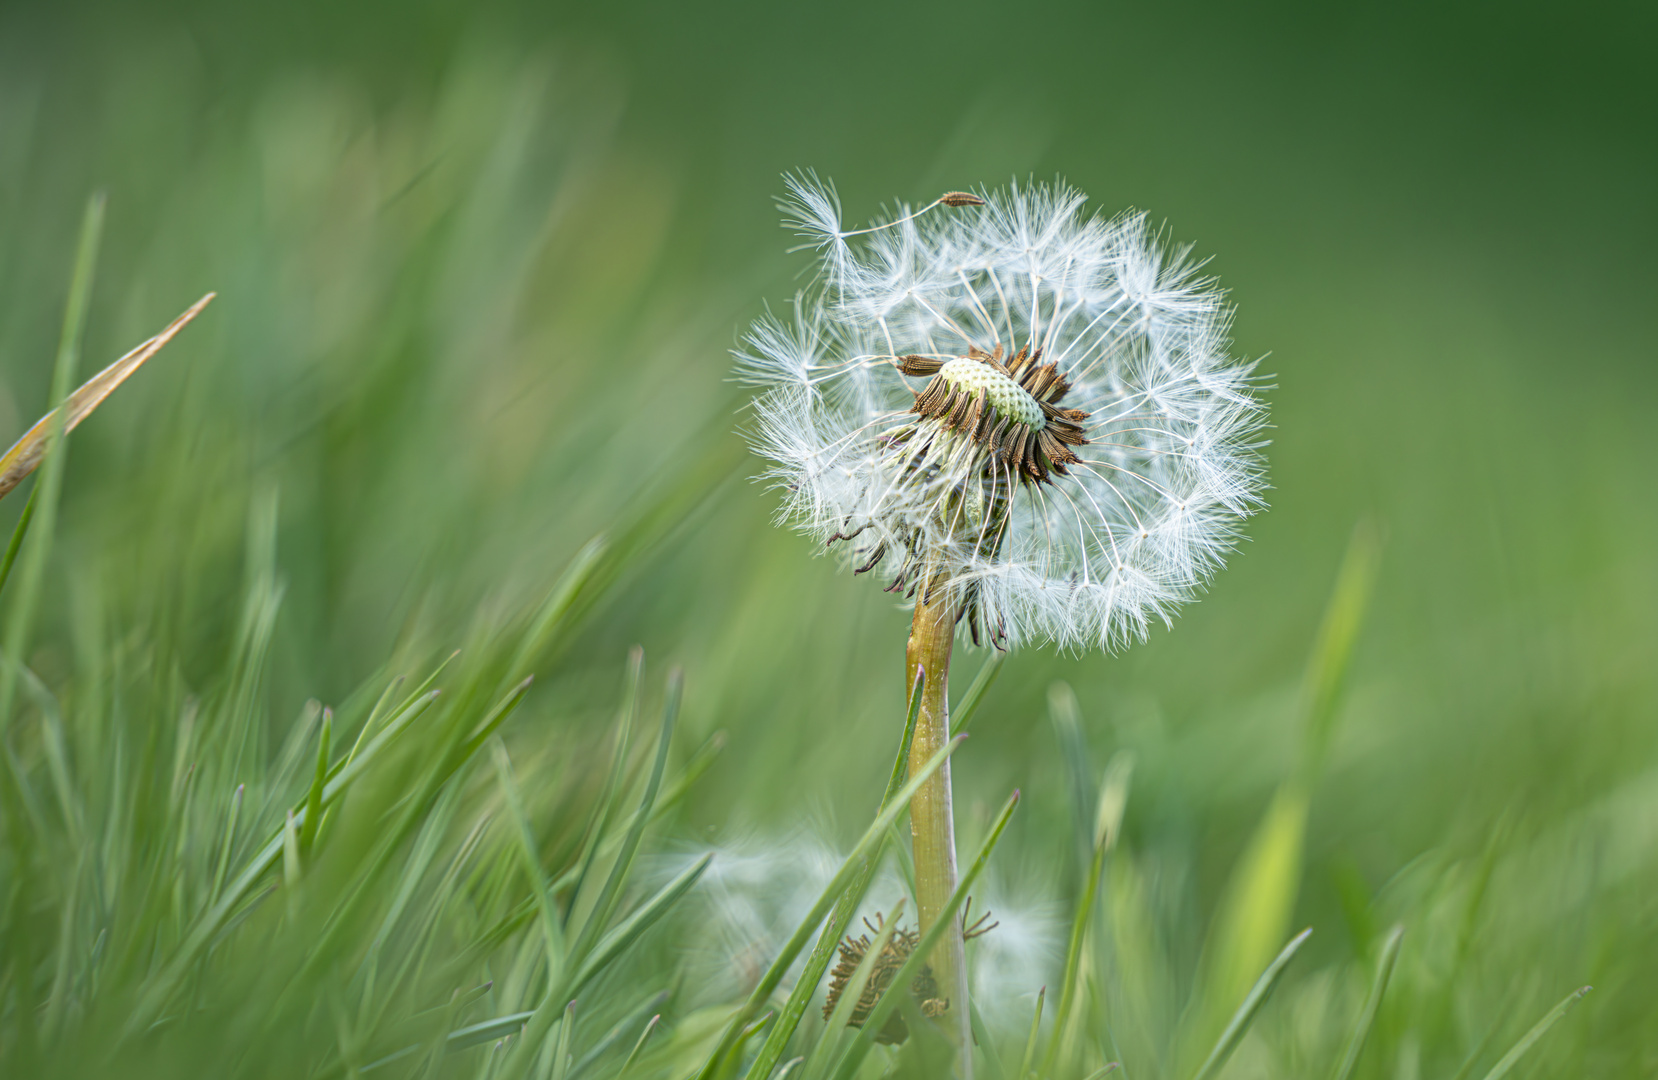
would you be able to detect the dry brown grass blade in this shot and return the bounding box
[0,292,215,499]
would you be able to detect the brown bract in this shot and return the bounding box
[896,344,1090,484]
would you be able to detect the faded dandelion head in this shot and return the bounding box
[737,174,1268,652]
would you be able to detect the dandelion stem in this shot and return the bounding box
[905,571,972,1075]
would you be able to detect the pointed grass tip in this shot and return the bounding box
[0,292,216,500]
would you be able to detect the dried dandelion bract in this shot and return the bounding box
[738,175,1267,651]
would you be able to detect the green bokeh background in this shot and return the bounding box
[1,0,1654,1070]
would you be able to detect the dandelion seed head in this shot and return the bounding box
[738,174,1268,653]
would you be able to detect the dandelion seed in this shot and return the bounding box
[737,177,1267,653]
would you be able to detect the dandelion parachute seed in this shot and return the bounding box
[738,175,1267,652]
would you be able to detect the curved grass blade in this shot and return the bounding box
[0,487,37,602]
[493,737,567,980]
[747,667,927,1080]
[1042,752,1133,1078]
[0,291,214,499]
[566,647,646,927]
[951,651,1004,735]
[615,1014,661,1080]
[1190,928,1313,1080]
[694,729,966,1080]
[831,789,1021,1080]
[568,990,670,1080]
[499,683,688,1080]
[1019,988,1046,1080]
[1476,986,1591,1080]
[569,852,712,995]
[1329,925,1403,1080]
[569,668,680,969]
[0,193,103,757]
[126,688,443,1034]
[298,708,332,858]
[549,1000,577,1080]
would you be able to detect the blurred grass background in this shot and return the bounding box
[0,0,1654,1075]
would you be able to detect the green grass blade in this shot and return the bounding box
[209,783,245,908]
[1190,928,1313,1080]
[614,1014,661,1080]
[0,192,103,744]
[508,536,608,682]
[567,990,670,1079]
[565,646,645,928]
[549,1001,577,1080]
[570,853,712,995]
[126,689,442,1035]
[1042,753,1133,1078]
[694,730,967,1080]
[1194,526,1378,1055]
[492,737,568,981]
[1048,682,1096,881]
[951,651,1004,735]
[1018,987,1046,1080]
[831,788,1022,1080]
[299,708,332,858]
[1476,986,1591,1080]
[569,668,680,970]
[499,676,684,1080]
[744,668,927,1080]
[282,809,302,890]
[969,995,1009,1080]
[443,1011,538,1053]
[1329,925,1403,1080]
[0,486,38,601]
[1299,521,1382,774]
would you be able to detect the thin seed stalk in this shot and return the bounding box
[906,571,973,1071]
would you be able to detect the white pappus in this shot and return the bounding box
[737,174,1268,653]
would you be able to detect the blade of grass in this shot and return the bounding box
[830,788,1021,1080]
[548,1001,577,1080]
[0,192,103,746]
[1193,525,1379,1057]
[498,677,686,1080]
[745,667,927,1080]
[565,647,645,927]
[1042,753,1133,1078]
[1329,925,1403,1080]
[1048,682,1096,884]
[614,1015,661,1080]
[0,487,37,601]
[299,708,332,859]
[695,730,967,1080]
[492,737,568,985]
[1476,986,1591,1080]
[0,291,215,500]
[569,852,712,995]
[568,990,670,1080]
[951,651,1004,735]
[127,688,443,1034]
[568,668,680,969]
[209,784,245,908]
[1189,928,1313,1080]
[1018,988,1046,1080]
